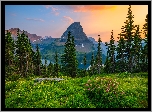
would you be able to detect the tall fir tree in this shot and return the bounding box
[116,33,127,72]
[90,52,95,75]
[15,29,33,76]
[104,30,116,73]
[54,51,59,77]
[5,30,15,77]
[95,35,102,74]
[141,14,148,72]
[47,61,54,76]
[119,5,135,72]
[61,31,78,77]
[35,44,42,76]
[131,25,142,72]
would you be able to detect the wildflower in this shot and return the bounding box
[85,84,89,86]
[106,87,110,92]
[88,88,90,90]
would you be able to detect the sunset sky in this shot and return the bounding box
[5,5,148,42]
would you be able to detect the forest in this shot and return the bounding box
[5,5,148,108]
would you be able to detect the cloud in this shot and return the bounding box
[26,18,44,22]
[44,5,59,16]
[61,5,116,12]
[63,16,74,24]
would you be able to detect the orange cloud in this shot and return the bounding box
[62,5,116,12]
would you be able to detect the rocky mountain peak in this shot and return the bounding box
[60,22,91,43]
[58,22,94,52]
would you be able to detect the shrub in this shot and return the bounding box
[84,77,125,108]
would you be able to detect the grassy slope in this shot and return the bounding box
[5,72,148,108]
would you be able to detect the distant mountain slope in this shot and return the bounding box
[5,28,42,42]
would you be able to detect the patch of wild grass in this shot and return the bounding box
[5,73,148,108]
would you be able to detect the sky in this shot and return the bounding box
[5,5,148,42]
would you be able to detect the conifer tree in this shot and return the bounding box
[120,5,135,73]
[61,31,78,77]
[141,14,148,72]
[131,25,142,72]
[35,44,41,76]
[15,29,33,76]
[116,33,126,72]
[47,61,54,76]
[5,30,15,76]
[90,52,95,75]
[104,30,116,73]
[54,51,59,77]
[95,35,102,74]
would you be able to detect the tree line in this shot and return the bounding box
[5,5,148,80]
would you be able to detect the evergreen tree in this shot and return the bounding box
[131,25,142,72]
[47,61,54,77]
[90,52,95,75]
[95,35,102,74]
[141,14,148,72]
[35,44,41,76]
[104,30,116,73]
[15,29,33,76]
[120,5,135,72]
[61,31,78,77]
[116,33,126,72]
[54,51,59,77]
[41,57,48,77]
[5,30,15,77]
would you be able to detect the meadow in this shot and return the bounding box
[5,72,148,108]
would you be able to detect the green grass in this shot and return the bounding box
[5,72,148,108]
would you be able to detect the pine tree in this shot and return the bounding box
[5,30,15,77]
[116,33,126,72]
[120,5,135,73]
[15,29,33,76]
[48,61,54,76]
[131,25,142,72]
[104,30,116,73]
[54,51,59,77]
[61,31,78,77]
[141,14,148,72]
[95,35,102,74]
[25,35,35,76]
[35,44,41,76]
[90,52,95,75]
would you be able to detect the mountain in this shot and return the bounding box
[59,22,94,53]
[6,25,107,67]
[5,28,42,42]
